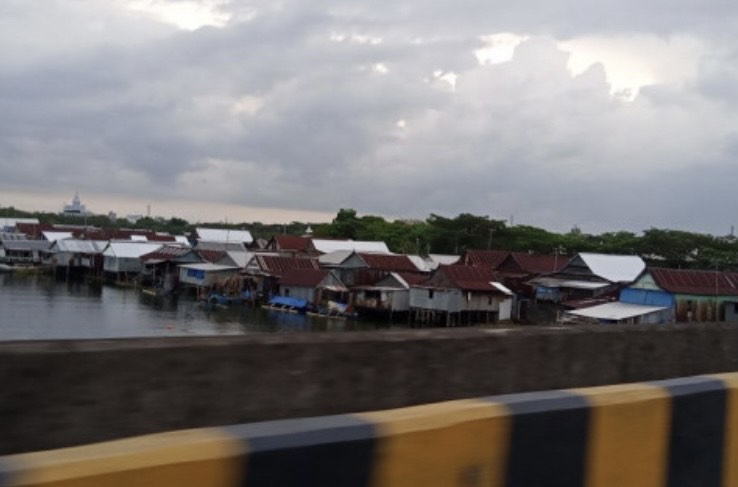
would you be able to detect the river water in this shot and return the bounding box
[0,274,379,340]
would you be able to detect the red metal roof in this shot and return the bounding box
[274,235,310,252]
[256,255,319,274]
[278,269,330,287]
[463,250,510,268]
[396,272,429,286]
[649,267,738,296]
[198,250,228,263]
[436,265,504,292]
[509,253,569,274]
[358,253,419,272]
[141,246,195,262]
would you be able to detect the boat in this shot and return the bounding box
[263,296,310,314]
[306,300,357,320]
[0,264,14,273]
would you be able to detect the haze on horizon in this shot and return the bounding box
[2,0,737,234]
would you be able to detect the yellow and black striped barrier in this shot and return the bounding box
[1,372,737,486]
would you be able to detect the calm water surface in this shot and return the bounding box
[0,274,378,340]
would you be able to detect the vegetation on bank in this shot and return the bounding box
[2,206,737,270]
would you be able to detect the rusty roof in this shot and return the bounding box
[358,253,419,272]
[649,267,738,296]
[396,272,429,286]
[278,269,331,287]
[509,252,570,274]
[463,250,510,268]
[198,249,228,263]
[141,245,195,262]
[435,265,504,292]
[256,255,319,274]
[273,235,311,252]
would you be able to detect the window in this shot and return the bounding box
[284,288,290,297]
[428,289,434,299]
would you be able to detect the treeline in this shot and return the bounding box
[312,209,738,270]
[4,205,738,270]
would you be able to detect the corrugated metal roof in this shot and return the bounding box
[103,242,163,259]
[274,235,310,252]
[196,228,253,244]
[221,251,252,268]
[509,253,569,274]
[435,265,506,292]
[649,267,738,296]
[256,255,320,274]
[426,254,460,270]
[195,241,247,252]
[532,277,610,290]
[179,263,238,272]
[318,250,354,266]
[463,250,510,268]
[0,240,52,251]
[407,255,433,273]
[278,269,332,287]
[140,245,195,262]
[311,239,390,254]
[358,253,419,272]
[175,236,191,246]
[578,253,645,283]
[491,282,514,295]
[567,302,668,320]
[42,231,74,242]
[54,240,107,253]
[0,218,39,228]
[198,250,228,263]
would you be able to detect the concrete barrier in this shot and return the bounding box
[4,324,738,455]
[2,372,738,487]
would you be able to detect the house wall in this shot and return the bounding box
[179,268,239,287]
[673,294,733,322]
[103,256,120,273]
[499,298,512,321]
[629,272,661,290]
[282,286,314,302]
[410,288,461,313]
[725,302,738,323]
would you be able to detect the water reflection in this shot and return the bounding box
[0,274,378,340]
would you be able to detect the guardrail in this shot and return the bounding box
[1,373,736,486]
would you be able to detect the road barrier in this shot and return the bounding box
[2,373,737,486]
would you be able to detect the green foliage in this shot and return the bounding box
[6,203,738,270]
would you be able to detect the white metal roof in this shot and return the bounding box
[311,239,390,254]
[578,253,646,283]
[222,251,252,268]
[174,236,191,246]
[532,277,610,290]
[566,302,668,320]
[54,240,107,253]
[103,242,163,259]
[196,227,253,244]
[42,231,74,242]
[178,263,239,272]
[491,282,514,296]
[0,218,39,228]
[318,249,354,266]
[407,255,433,273]
[428,254,461,265]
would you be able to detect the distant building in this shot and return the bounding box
[62,191,92,217]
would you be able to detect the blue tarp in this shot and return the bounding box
[268,296,309,309]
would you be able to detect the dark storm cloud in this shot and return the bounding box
[2,0,738,232]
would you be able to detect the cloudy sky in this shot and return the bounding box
[2,0,737,233]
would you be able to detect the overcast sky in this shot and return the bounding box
[2,0,738,233]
